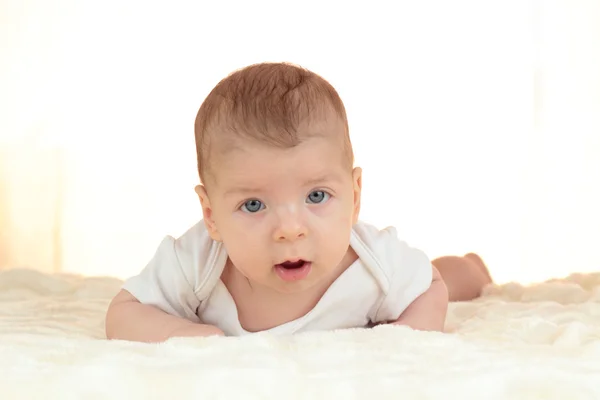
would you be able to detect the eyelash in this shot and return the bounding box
[306,190,331,204]
[238,190,332,213]
[240,199,265,213]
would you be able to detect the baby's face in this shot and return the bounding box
[197,129,361,294]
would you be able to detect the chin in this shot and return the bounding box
[271,279,320,295]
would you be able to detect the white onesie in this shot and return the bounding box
[122,220,433,336]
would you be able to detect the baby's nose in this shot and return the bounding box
[273,210,307,242]
[275,226,306,242]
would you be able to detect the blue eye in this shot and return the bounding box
[241,199,264,213]
[306,190,330,204]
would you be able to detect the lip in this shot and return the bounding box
[275,257,305,265]
[274,261,312,282]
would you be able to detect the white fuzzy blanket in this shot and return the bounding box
[1,269,600,399]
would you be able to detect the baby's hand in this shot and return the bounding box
[169,323,225,339]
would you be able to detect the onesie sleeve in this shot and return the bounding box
[121,235,202,323]
[357,225,433,324]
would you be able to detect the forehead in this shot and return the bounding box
[204,113,351,187]
[209,135,349,191]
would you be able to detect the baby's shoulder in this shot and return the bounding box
[172,220,216,259]
[164,220,227,298]
[351,220,402,256]
[351,220,431,279]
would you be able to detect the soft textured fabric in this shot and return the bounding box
[121,220,433,335]
[1,268,600,399]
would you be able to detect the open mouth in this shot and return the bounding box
[277,260,307,269]
[274,259,312,281]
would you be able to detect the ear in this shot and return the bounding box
[194,185,222,241]
[351,167,362,224]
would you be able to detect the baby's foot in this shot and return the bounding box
[463,252,493,284]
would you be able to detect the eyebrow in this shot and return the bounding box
[223,186,261,198]
[303,173,343,187]
[223,173,343,198]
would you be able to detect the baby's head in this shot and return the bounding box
[193,62,362,293]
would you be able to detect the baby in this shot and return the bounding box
[105,62,492,341]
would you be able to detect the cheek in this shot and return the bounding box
[213,207,258,236]
[315,196,355,225]
[218,216,268,260]
[311,201,354,246]
[221,236,262,275]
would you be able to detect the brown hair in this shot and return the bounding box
[194,62,353,183]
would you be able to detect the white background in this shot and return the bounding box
[1,0,599,284]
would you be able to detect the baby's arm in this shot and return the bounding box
[105,289,224,342]
[390,265,448,332]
